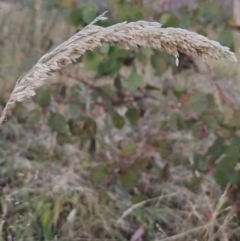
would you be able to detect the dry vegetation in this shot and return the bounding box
[0,3,240,241]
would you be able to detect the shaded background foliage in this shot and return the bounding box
[0,0,240,240]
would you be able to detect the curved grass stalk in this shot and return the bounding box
[0,12,237,125]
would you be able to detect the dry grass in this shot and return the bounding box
[1,123,239,240]
[0,12,237,126]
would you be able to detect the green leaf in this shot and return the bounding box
[98,55,122,76]
[112,112,125,129]
[66,8,82,27]
[214,170,229,186]
[138,48,153,64]
[191,123,201,139]
[231,136,240,146]
[197,1,221,25]
[82,3,98,24]
[28,110,41,124]
[151,51,170,73]
[99,85,119,102]
[57,133,72,144]
[178,6,192,29]
[36,89,51,107]
[193,153,208,172]
[70,84,82,104]
[204,137,225,163]
[169,113,185,131]
[126,71,144,91]
[131,194,145,204]
[171,153,187,165]
[91,165,108,184]
[218,29,234,51]
[160,12,179,28]
[68,104,80,120]
[152,139,173,159]
[108,46,121,56]
[126,107,140,126]
[114,2,143,22]
[202,112,223,131]
[228,111,240,128]
[120,142,138,157]
[228,171,240,185]
[187,93,215,115]
[48,113,67,134]
[85,51,104,70]
[217,146,239,171]
[187,175,203,189]
[120,172,139,189]
[173,88,187,99]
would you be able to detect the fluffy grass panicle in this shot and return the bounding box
[0,12,237,125]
